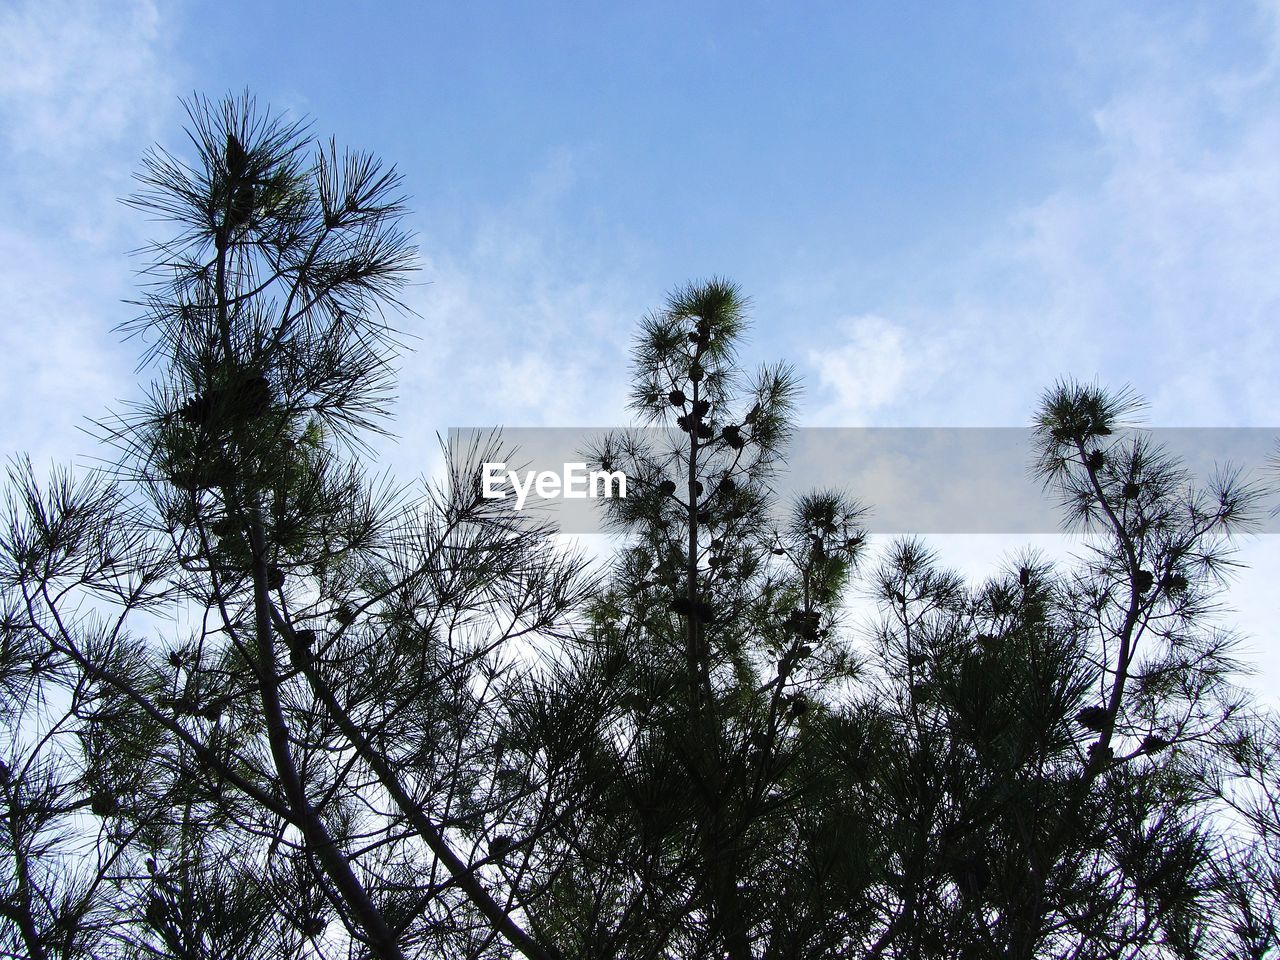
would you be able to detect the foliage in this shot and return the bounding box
[1,93,588,960]
[1,94,1277,960]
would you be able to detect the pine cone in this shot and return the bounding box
[1075,706,1107,731]
[225,132,249,179]
[227,182,255,230]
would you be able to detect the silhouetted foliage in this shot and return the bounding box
[497,318,1280,959]
[1,93,588,960]
[2,94,1278,960]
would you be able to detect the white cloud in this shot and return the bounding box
[380,150,650,470]
[976,2,1280,425]
[0,0,180,467]
[789,4,1280,692]
[808,314,948,425]
[0,0,166,159]
[982,3,1280,652]
[797,3,1280,429]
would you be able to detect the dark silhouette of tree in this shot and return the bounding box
[2,94,1278,960]
[1,93,588,960]
[503,300,1278,959]
[491,280,874,958]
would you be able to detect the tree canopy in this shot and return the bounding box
[2,92,1277,960]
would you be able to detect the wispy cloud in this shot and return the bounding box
[807,2,1280,428]
[381,150,653,475]
[795,3,1280,689]
[0,0,167,161]
[807,314,945,425]
[1001,3,1280,423]
[0,0,179,467]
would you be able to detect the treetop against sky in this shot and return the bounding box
[2,6,1280,958]
[0,1,1277,676]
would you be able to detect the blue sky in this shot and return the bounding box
[1,0,1278,687]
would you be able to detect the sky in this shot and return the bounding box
[1,0,1278,692]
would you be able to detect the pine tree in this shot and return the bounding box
[846,382,1275,960]
[503,280,878,957]
[503,306,1279,960]
[1,93,587,960]
[3,92,1278,960]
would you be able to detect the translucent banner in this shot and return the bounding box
[447,427,1280,534]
